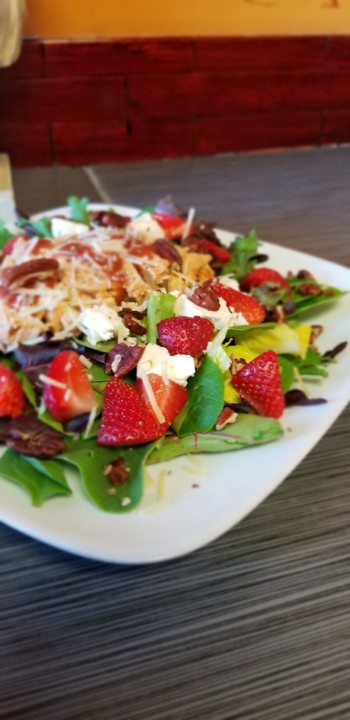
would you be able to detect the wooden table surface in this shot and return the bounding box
[1,147,350,720]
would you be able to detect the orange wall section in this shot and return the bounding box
[24,0,350,38]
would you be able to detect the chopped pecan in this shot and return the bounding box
[272,305,287,323]
[104,458,129,486]
[216,407,237,430]
[2,413,66,458]
[1,258,60,289]
[310,324,324,345]
[118,311,146,336]
[189,282,220,311]
[297,269,315,280]
[153,239,182,267]
[90,210,129,228]
[105,342,145,377]
[298,283,323,296]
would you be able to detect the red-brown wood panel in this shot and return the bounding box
[44,39,194,77]
[0,124,52,167]
[195,37,329,74]
[53,122,128,164]
[197,111,322,154]
[326,37,350,70]
[0,41,44,79]
[129,118,195,159]
[53,118,195,164]
[325,71,350,107]
[323,109,350,144]
[0,78,126,123]
[128,73,265,119]
[264,72,327,111]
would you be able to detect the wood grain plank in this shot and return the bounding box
[44,39,194,77]
[264,72,327,111]
[0,40,44,79]
[197,111,322,154]
[195,37,329,73]
[53,122,129,165]
[0,78,126,124]
[128,73,265,119]
[0,123,52,167]
[323,109,350,144]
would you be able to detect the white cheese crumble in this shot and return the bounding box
[126,213,165,244]
[174,294,248,329]
[218,275,240,291]
[51,218,88,238]
[136,343,195,387]
[76,304,130,346]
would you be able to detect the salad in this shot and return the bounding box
[0,197,346,513]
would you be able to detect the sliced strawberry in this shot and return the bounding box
[151,212,189,240]
[231,350,285,418]
[135,373,187,426]
[185,238,231,264]
[240,267,291,294]
[212,282,266,324]
[157,316,215,357]
[43,350,97,422]
[0,364,25,418]
[97,377,165,446]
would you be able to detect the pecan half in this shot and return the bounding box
[1,258,60,289]
[90,210,129,228]
[189,282,220,311]
[297,269,315,280]
[153,239,182,267]
[104,458,129,486]
[297,283,322,296]
[118,311,146,336]
[216,407,237,430]
[2,413,66,458]
[105,342,145,377]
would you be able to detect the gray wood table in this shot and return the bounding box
[1,147,350,720]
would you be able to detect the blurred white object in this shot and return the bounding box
[0,154,16,225]
[0,0,27,67]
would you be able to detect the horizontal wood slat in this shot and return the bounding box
[1,37,350,166]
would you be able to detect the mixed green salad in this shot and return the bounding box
[0,197,346,512]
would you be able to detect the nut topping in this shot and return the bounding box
[1,258,60,289]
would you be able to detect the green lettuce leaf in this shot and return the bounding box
[175,355,224,437]
[148,414,283,463]
[0,450,71,506]
[0,220,15,250]
[59,438,155,512]
[221,230,259,279]
[67,196,90,225]
[147,291,176,343]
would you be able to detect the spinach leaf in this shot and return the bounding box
[59,438,155,512]
[0,220,15,250]
[67,196,90,225]
[0,450,71,506]
[287,278,345,318]
[17,216,53,238]
[222,230,259,280]
[176,355,224,437]
[147,292,176,343]
[148,414,283,464]
[278,356,295,392]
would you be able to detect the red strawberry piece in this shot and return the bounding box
[0,364,25,419]
[231,350,285,418]
[157,316,215,357]
[135,373,187,427]
[151,212,189,240]
[43,350,97,422]
[212,282,266,324]
[97,377,165,446]
[240,267,291,294]
[185,238,231,264]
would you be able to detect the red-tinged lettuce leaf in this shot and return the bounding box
[148,414,283,464]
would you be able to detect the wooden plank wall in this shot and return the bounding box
[1,37,350,167]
